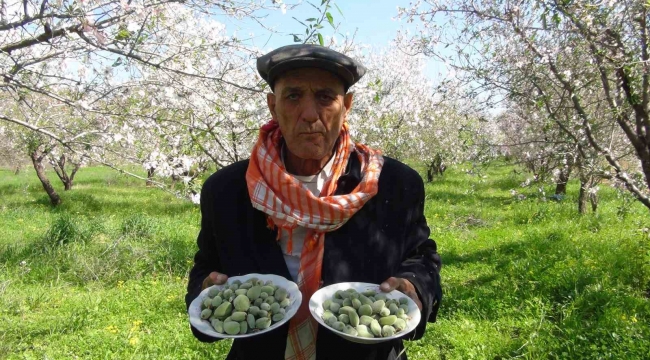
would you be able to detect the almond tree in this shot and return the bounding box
[0,0,289,203]
[349,45,493,178]
[399,0,650,211]
[0,91,99,203]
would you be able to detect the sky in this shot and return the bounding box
[216,0,449,80]
[220,0,416,48]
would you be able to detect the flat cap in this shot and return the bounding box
[257,44,366,91]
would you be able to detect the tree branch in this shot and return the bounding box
[75,31,264,93]
[1,23,80,54]
[0,12,79,31]
[0,114,64,142]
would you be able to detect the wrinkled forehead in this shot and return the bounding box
[273,68,346,94]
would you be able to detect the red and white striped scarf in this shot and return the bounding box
[246,119,383,360]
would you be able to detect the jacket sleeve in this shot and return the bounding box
[185,175,223,343]
[393,173,442,341]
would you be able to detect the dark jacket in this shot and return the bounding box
[185,153,442,360]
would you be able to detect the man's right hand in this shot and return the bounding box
[202,271,228,290]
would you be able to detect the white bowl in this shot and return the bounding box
[309,282,421,344]
[188,273,302,339]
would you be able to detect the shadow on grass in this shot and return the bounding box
[438,227,648,326]
[73,173,147,187]
[0,211,197,287]
[485,174,525,191]
[6,188,195,218]
[0,234,191,287]
[426,190,513,209]
[0,183,27,196]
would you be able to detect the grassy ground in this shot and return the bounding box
[1,163,649,359]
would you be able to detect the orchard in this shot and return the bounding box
[1,0,649,359]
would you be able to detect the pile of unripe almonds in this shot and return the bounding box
[321,288,410,338]
[200,278,291,335]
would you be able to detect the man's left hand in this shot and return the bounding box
[380,277,423,311]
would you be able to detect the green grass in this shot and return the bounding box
[1,163,649,359]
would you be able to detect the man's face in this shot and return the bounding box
[267,68,353,161]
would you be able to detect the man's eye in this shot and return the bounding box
[287,94,300,100]
[319,94,333,102]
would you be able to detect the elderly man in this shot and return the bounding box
[185,44,442,360]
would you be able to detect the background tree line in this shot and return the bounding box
[4,0,649,217]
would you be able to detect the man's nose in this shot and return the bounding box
[300,96,319,123]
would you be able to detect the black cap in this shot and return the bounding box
[257,44,366,92]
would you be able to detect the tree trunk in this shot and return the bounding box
[434,154,446,175]
[65,162,80,190]
[146,167,155,186]
[578,172,599,214]
[50,154,80,191]
[30,149,61,206]
[555,166,571,195]
[590,191,598,212]
[426,162,434,182]
[425,154,446,183]
[578,179,588,214]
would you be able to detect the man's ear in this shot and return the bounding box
[267,93,277,120]
[343,92,354,119]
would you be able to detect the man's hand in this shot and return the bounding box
[380,277,423,311]
[202,271,228,290]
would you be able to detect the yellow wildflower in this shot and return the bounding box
[105,325,119,334]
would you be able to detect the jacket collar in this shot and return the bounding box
[334,150,362,195]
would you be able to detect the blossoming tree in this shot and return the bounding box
[398,0,650,211]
